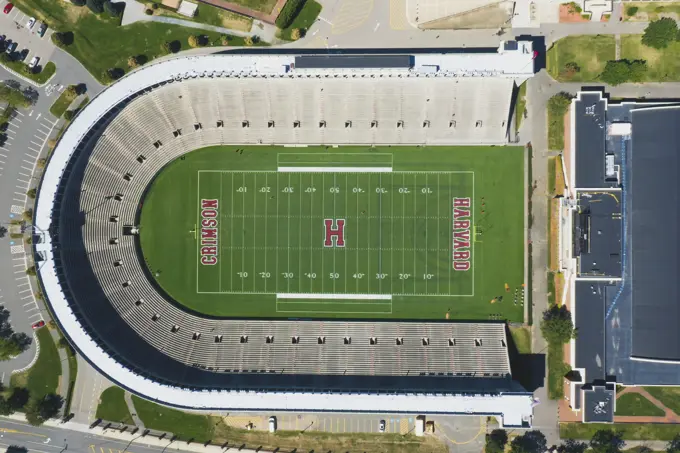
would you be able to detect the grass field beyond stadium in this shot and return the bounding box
[139,146,525,321]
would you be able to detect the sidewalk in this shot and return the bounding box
[123,391,145,428]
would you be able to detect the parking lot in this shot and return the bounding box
[0,0,55,69]
[222,413,417,435]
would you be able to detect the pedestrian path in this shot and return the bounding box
[123,391,144,428]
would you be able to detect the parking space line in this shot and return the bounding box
[14,110,24,116]
[28,313,41,320]
[29,140,41,147]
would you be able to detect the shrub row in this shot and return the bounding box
[275,0,305,29]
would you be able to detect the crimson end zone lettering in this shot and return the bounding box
[452,198,471,271]
[200,199,218,265]
[324,219,345,247]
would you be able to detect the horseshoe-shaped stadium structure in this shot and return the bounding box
[34,48,536,428]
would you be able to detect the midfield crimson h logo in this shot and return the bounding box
[324,219,345,247]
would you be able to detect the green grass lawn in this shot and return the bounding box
[644,387,680,415]
[10,328,61,400]
[278,0,322,40]
[63,343,77,415]
[548,342,567,399]
[620,34,680,82]
[561,422,680,440]
[228,0,278,14]
[96,387,134,424]
[0,60,56,84]
[49,90,77,118]
[548,105,567,150]
[515,82,527,133]
[132,395,213,441]
[8,0,264,83]
[139,146,525,321]
[509,326,531,354]
[546,35,616,82]
[615,392,665,417]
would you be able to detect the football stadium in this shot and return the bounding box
[33,47,536,427]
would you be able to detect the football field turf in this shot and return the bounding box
[139,146,526,321]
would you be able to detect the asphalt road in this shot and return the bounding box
[0,418,205,453]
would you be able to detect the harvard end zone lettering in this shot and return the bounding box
[324,219,345,247]
[200,199,218,266]
[452,198,471,271]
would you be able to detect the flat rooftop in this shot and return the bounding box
[630,106,680,362]
[574,281,609,382]
[583,384,615,423]
[575,191,622,278]
[574,93,608,188]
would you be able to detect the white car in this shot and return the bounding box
[26,17,36,29]
[268,416,277,433]
[28,56,39,69]
[379,419,386,433]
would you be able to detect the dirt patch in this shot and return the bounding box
[219,10,252,30]
[162,0,180,8]
[554,156,565,197]
[559,4,590,22]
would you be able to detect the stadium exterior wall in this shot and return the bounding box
[33,53,535,428]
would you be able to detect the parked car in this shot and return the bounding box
[268,416,277,433]
[3,3,13,14]
[18,48,28,61]
[26,17,36,29]
[5,40,16,55]
[37,22,47,37]
[0,35,5,45]
[28,56,39,69]
[379,419,386,433]
[31,320,45,329]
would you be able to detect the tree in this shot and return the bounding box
[86,0,104,14]
[561,61,580,79]
[0,226,6,239]
[590,430,625,453]
[626,6,638,16]
[63,110,74,121]
[103,0,122,16]
[486,429,508,453]
[23,208,33,223]
[510,430,547,453]
[220,35,230,46]
[161,41,171,54]
[0,335,28,360]
[144,8,153,15]
[7,387,29,410]
[600,60,648,85]
[25,266,36,276]
[540,304,575,345]
[188,35,200,48]
[290,28,301,40]
[51,31,74,48]
[667,435,680,453]
[0,396,15,416]
[642,18,678,49]
[558,439,588,453]
[71,0,86,6]
[127,55,140,68]
[25,394,64,426]
[65,85,78,97]
[244,36,254,46]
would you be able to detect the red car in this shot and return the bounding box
[3,3,13,13]
[31,320,45,329]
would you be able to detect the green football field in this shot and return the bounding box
[139,146,526,321]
